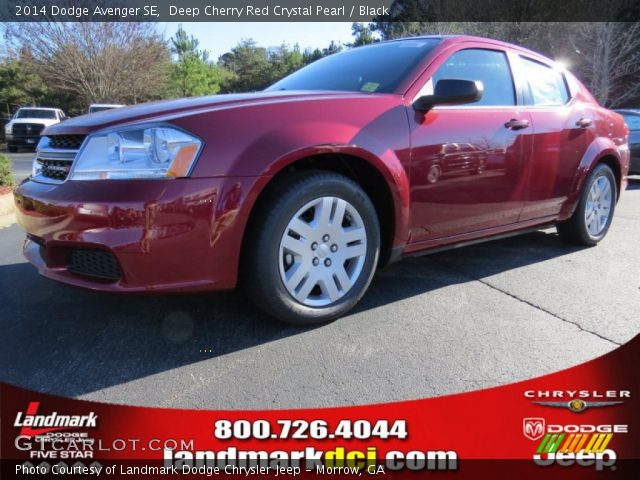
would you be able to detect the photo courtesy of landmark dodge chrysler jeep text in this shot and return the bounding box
[14,36,630,325]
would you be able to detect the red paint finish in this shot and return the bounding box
[14,36,630,293]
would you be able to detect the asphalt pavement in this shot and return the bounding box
[1,150,638,409]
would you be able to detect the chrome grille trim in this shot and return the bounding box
[31,136,86,184]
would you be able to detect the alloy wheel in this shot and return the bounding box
[584,175,613,237]
[278,196,368,307]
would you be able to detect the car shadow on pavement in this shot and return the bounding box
[0,229,583,399]
[626,177,640,190]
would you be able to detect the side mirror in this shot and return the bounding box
[413,79,484,112]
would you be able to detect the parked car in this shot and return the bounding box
[14,36,630,325]
[88,104,125,114]
[4,107,66,152]
[614,109,640,175]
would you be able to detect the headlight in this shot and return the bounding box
[4,123,12,135]
[69,126,202,180]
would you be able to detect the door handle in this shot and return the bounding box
[504,119,529,130]
[576,118,593,128]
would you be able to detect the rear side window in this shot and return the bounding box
[521,57,570,106]
[431,49,515,106]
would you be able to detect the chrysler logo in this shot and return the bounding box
[523,417,545,441]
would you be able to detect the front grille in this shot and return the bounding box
[49,135,86,150]
[40,159,72,181]
[68,249,121,282]
[34,135,85,182]
[12,123,45,137]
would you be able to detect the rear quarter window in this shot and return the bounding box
[521,57,570,106]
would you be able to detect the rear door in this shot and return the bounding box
[514,55,595,221]
[408,47,532,244]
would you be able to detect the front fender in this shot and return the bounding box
[177,100,412,249]
[260,142,411,249]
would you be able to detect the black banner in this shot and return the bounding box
[1,0,639,22]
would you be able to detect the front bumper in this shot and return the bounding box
[6,133,40,147]
[14,176,265,292]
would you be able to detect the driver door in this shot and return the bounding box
[408,48,532,244]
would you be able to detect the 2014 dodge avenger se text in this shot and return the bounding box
[14,36,630,325]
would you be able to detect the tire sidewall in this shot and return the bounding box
[255,176,380,324]
[578,164,617,243]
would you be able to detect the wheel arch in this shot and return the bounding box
[560,138,624,220]
[241,147,410,269]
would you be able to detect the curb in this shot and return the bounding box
[0,192,14,216]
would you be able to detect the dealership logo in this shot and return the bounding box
[523,419,625,471]
[14,402,98,437]
[523,418,545,441]
[531,399,623,413]
[524,390,629,413]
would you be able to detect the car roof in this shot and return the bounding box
[386,34,552,62]
[18,107,59,111]
[89,104,125,107]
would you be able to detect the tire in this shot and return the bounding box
[242,170,380,325]
[8,145,17,153]
[556,163,616,246]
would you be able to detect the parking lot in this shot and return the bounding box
[1,150,638,409]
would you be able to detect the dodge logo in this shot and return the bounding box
[523,417,545,441]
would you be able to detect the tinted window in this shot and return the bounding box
[89,106,116,113]
[268,39,441,94]
[521,57,569,106]
[15,109,57,119]
[621,113,640,130]
[430,49,515,106]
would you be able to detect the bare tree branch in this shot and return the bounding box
[2,22,170,106]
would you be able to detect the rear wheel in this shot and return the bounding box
[556,164,616,246]
[242,171,380,325]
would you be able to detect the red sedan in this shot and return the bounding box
[14,36,630,324]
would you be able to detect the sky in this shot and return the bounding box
[158,22,356,59]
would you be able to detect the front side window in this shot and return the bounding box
[521,57,570,106]
[429,49,516,106]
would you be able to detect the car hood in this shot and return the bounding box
[9,118,59,127]
[45,91,388,136]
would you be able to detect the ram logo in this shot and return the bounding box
[523,418,546,441]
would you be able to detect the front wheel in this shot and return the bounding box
[556,164,616,246]
[242,171,380,325]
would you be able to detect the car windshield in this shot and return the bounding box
[89,106,116,113]
[621,113,640,130]
[15,109,56,119]
[267,39,441,94]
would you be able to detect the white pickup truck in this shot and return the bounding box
[4,107,67,152]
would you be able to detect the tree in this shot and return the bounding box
[350,23,378,47]
[2,23,171,107]
[0,57,49,109]
[570,22,640,107]
[170,26,222,97]
[269,43,304,80]
[218,39,274,92]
